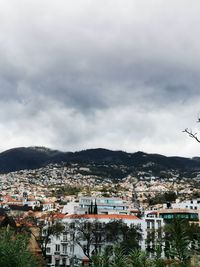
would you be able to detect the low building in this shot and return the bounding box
[157,208,199,222]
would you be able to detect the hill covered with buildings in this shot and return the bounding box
[0,146,200,175]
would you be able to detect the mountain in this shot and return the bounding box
[0,146,199,174]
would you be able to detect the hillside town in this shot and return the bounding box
[1,162,200,266]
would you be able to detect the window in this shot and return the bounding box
[47,256,52,264]
[62,258,66,265]
[62,244,67,254]
[63,234,67,241]
[157,220,161,228]
[70,233,74,240]
[55,259,60,267]
[70,222,75,229]
[43,229,47,235]
[55,244,60,252]
[46,247,51,253]
[70,245,74,253]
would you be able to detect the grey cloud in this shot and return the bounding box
[0,0,199,156]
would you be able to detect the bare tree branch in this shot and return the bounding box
[183,128,200,143]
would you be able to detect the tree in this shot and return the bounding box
[19,214,65,260]
[39,220,65,259]
[183,115,200,143]
[127,249,150,267]
[74,219,103,261]
[148,191,177,206]
[117,223,142,253]
[164,219,191,266]
[0,226,40,267]
[74,219,141,265]
[110,246,127,267]
[91,246,166,267]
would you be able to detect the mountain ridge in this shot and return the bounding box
[0,146,199,174]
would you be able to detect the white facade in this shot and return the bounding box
[42,202,55,212]
[45,214,146,267]
[23,199,40,209]
[62,202,78,215]
[169,199,200,210]
[75,196,133,215]
[143,211,165,257]
[44,199,165,267]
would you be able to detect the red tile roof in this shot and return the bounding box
[64,214,140,220]
[53,214,65,219]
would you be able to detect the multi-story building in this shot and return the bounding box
[45,213,145,267]
[75,196,133,215]
[158,208,199,222]
[169,199,200,211]
[144,211,165,257]
[44,197,167,267]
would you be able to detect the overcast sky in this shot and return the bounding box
[0,0,200,157]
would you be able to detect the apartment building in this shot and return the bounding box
[45,213,144,267]
[75,196,133,215]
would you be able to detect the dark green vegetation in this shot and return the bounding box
[74,219,141,261]
[0,227,41,267]
[51,185,81,197]
[90,247,166,267]
[148,191,177,206]
[87,219,200,267]
[1,146,200,175]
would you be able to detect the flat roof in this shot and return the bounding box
[158,209,199,214]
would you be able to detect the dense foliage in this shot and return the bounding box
[148,191,177,205]
[0,227,40,267]
[89,219,200,267]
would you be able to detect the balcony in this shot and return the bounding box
[61,240,68,244]
[60,251,68,256]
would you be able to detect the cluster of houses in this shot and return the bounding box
[1,193,199,267]
[45,197,200,266]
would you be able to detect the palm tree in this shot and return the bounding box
[127,249,151,267]
[110,246,127,267]
[164,219,190,266]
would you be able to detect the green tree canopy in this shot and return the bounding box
[0,226,40,267]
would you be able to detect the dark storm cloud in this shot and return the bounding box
[0,0,200,156]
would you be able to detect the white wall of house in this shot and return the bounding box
[62,202,78,215]
[170,199,200,210]
[45,214,146,267]
[23,200,40,209]
[42,202,55,211]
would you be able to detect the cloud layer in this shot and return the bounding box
[0,0,200,156]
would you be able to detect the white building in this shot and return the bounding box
[168,199,200,210]
[45,213,145,267]
[42,202,55,212]
[44,198,165,267]
[74,196,134,215]
[143,211,165,257]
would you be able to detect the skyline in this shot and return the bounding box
[0,1,200,157]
